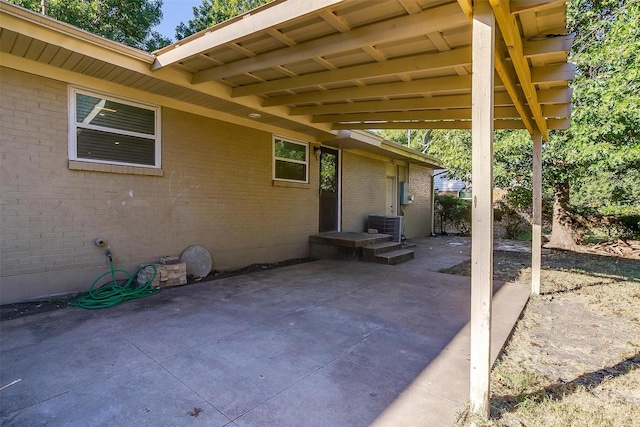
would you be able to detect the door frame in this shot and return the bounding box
[386,176,397,216]
[318,145,341,232]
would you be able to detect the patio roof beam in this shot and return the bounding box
[331,118,569,130]
[312,103,569,123]
[492,26,537,135]
[538,87,573,103]
[490,0,550,139]
[531,63,576,84]
[261,75,477,107]
[191,3,468,84]
[288,90,560,116]
[511,0,566,14]
[231,47,472,97]
[313,107,522,123]
[523,34,574,57]
[151,0,344,70]
[458,0,537,136]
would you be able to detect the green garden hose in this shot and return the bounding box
[70,253,160,309]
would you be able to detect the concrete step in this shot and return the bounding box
[373,249,415,265]
[309,232,394,261]
[361,241,403,261]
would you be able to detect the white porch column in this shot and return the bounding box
[531,132,543,294]
[470,0,495,417]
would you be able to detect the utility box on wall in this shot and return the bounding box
[400,182,414,205]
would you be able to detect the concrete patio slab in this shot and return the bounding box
[0,236,529,426]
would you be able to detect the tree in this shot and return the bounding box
[544,0,640,249]
[175,0,273,40]
[8,0,171,51]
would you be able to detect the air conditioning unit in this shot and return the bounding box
[368,214,402,243]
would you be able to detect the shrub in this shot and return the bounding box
[435,194,471,236]
[572,205,640,242]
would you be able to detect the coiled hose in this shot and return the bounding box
[70,252,160,309]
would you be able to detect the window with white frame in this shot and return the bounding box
[69,87,161,168]
[273,137,309,183]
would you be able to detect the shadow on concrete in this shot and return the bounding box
[0,236,529,426]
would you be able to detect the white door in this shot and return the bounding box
[386,177,397,216]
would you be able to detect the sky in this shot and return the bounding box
[154,0,202,41]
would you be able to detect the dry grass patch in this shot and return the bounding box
[446,248,640,427]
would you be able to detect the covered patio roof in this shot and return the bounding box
[0,0,573,149]
[152,0,573,140]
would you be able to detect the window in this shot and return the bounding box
[69,87,161,168]
[273,137,308,183]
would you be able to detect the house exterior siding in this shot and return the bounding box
[340,150,433,238]
[341,150,387,232]
[1,67,436,304]
[0,68,319,303]
[402,164,433,237]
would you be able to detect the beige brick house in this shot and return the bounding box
[0,2,441,304]
[1,0,573,310]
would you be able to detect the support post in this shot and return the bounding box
[531,132,543,294]
[470,0,495,418]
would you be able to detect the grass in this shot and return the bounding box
[445,249,640,427]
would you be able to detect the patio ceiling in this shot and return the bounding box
[153,0,574,140]
[0,0,573,145]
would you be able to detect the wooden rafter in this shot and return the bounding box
[152,0,344,70]
[331,118,569,130]
[317,9,350,32]
[459,0,538,136]
[264,27,297,47]
[490,0,549,139]
[231,47,472,97]
[191,3,467,84]
[261,57,565,108]
[531,63,576,84]
[261,75,477,107]
[511,0,566,14]
[493,30,537,135]
[289,91,526,116]
[523,34,574,57]
[312,106,523,123]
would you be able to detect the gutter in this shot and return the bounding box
[0,1,154,63]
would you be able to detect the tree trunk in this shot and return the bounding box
[546,182,578,250]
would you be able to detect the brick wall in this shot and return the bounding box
[341,150,387,232]
[402,163,433,237]
[0,68,318,303]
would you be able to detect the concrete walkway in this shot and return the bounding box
[0,236,529,426]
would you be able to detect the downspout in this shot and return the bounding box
[431,173,436,236]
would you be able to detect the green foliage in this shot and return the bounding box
[572,205,640,241]
[175,0,273,40]
[377,129,472,183]
[8,0,171,51]
[425,130,472,182]
[495,188,533,240]
[434,194,471,236]
[375,129,432,153]
[419,129,534,191]
[546,0,640,207]
[320,151,337,192]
